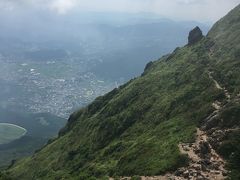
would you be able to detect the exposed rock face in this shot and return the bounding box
[144,61,153,72]
[188,26,204,45]
[142,61,154,76]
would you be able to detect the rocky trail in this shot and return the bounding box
[168,71,232,179]
[175,128,227,180]
[110,72,233,180]
[207,71,231,101]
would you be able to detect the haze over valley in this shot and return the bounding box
[0,11,210,119]
[0,1,239,179]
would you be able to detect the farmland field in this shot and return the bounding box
[0,123,27,145]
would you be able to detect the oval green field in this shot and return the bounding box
[0,123,27,145]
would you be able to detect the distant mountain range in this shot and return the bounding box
[0,17,209,80]
[2,4,240,180]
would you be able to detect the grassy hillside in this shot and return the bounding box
[0,136,47,170]
[2,4,240,180]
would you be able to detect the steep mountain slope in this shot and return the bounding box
[1,4,240,180]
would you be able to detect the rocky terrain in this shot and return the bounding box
[109,70,232,180]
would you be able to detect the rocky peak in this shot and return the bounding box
[188,26,203,45]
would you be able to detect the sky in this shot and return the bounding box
[0,0,239,22]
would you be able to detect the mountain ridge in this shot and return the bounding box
[1,4,240,180]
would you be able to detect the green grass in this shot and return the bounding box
[2,4,240,180]
[0,123,27,145]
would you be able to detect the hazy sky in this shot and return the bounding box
[0,0,239,22]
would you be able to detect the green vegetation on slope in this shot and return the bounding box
[0,124,26,145]
[0,110,66,168]
[3,40,221,180]
[2,4,240,180]
[206,6,240,178]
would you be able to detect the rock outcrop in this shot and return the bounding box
[188,26,203,45]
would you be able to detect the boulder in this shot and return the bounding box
[183,170,189,178]
[175,168,185,176]
[142,61,154,76]
[188,26,204,45]
[144,61,153,72]
[199,141,211,156]
[196,175,205,180]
